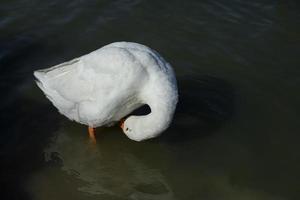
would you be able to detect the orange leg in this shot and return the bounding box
[120,118,125,129]
[88,126,96,144]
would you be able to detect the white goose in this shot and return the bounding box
[34,42,178,142]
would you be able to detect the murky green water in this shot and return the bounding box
[1,0,300,199]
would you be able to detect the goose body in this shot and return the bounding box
[34,42,178,141]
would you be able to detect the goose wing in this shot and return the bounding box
[34,45,148,125]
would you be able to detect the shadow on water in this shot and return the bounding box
[159,75,235,143]
[123,74,235,143]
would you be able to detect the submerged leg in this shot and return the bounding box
[88,126,96,143]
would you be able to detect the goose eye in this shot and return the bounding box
[126,128,129,131]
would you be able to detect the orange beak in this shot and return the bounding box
[120,118,125,129]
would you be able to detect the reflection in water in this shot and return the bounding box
[27,124,176,200]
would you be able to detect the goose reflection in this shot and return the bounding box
[28,123,176,200]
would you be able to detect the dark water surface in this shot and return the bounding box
[1,0,300,199]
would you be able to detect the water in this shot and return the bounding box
[1,0,299,199]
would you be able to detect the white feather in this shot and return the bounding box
[34,42,178,141]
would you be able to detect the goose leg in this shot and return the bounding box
[120,118,125,129]
[88,127,96,143]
